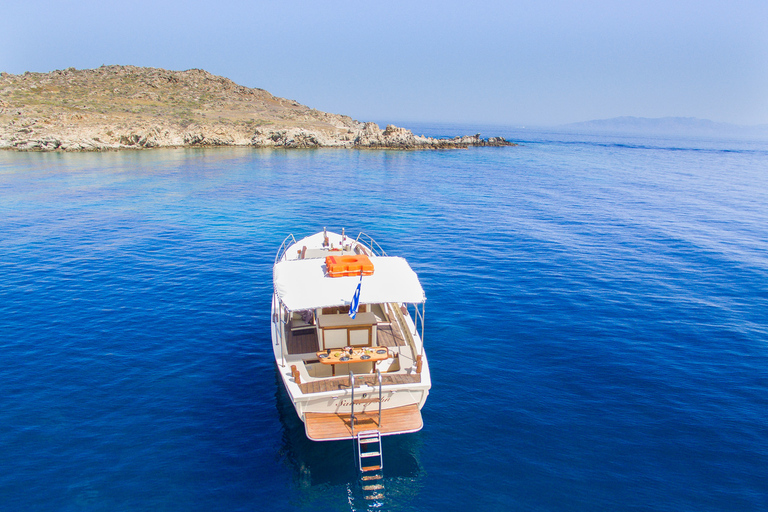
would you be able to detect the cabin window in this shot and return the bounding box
[316,310,377,350]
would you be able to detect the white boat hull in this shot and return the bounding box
[271,231,431,441]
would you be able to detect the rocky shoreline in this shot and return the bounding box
[0,66,515,151]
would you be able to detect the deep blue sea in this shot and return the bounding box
[1,126,767,511]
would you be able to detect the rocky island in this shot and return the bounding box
[0,65,514,151]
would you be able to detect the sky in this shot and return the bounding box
[2,0,767,126]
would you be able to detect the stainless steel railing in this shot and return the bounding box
[349,367,356,437]
[376,369,383,429]
[274,233,297,263]
[354,232,387,257]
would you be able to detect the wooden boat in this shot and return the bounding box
[271,229,430,445]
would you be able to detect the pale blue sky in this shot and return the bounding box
[2,0,766,126]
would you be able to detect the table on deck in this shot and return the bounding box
[316,347,390,375]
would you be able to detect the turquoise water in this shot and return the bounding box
[1,129,767,511]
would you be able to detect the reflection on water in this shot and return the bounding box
[274,371,426,510]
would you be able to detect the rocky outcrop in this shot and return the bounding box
[0,66,515,151]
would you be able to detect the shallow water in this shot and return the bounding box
[1,129,767,511]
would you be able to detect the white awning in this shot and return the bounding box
[273,256,425,311]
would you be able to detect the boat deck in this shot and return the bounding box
[305,403,423,441]
[299,373,421,394]
[285,326,319,355]
[377,323,407,347]
[286,321,407,355]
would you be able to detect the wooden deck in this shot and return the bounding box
[299,373,421,394]
[305,403,423,441]
[286,323,319,355]
[376,323,407,347]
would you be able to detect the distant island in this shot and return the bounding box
[0,65,514,151]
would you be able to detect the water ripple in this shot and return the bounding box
[1,137,767,511]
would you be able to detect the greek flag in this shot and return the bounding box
[349,271,363,319]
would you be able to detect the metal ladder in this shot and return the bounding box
[356,430,384,501]
[349,368,384,438]
[350,368,385,500]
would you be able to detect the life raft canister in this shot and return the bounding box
[325,254,374,278]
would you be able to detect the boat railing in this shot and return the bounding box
[412,302,426,354]
[349,368,382,437]
[390,302,416,348]
[354,232,387,257]
[376,368,383,428]
[349,368,356,437]
[273,294,288,367]
[275,234,297,264]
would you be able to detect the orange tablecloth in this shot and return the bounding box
[316,347,389,365]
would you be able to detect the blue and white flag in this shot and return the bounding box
[349,271,363,319]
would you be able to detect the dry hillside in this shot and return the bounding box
[0,65,512,151]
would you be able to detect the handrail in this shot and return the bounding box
[390,302,416,350]
[275,234,297,264]
[273,235,295,370]
[272,292,285,367]
[414,302,426,355]
[349,367,356,437]
[376,368,383,429]
[354,232,387,257]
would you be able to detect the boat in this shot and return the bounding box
[271,229,430,444]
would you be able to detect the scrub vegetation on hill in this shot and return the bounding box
[0,65,513,151]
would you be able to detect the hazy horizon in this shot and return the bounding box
[2,0,766,127]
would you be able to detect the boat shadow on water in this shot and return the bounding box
[273,370,426,507]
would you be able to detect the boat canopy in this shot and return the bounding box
[274,256,425,311]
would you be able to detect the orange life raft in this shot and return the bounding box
[325,255,374,278]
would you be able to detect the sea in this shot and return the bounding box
[1,124,766,512]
